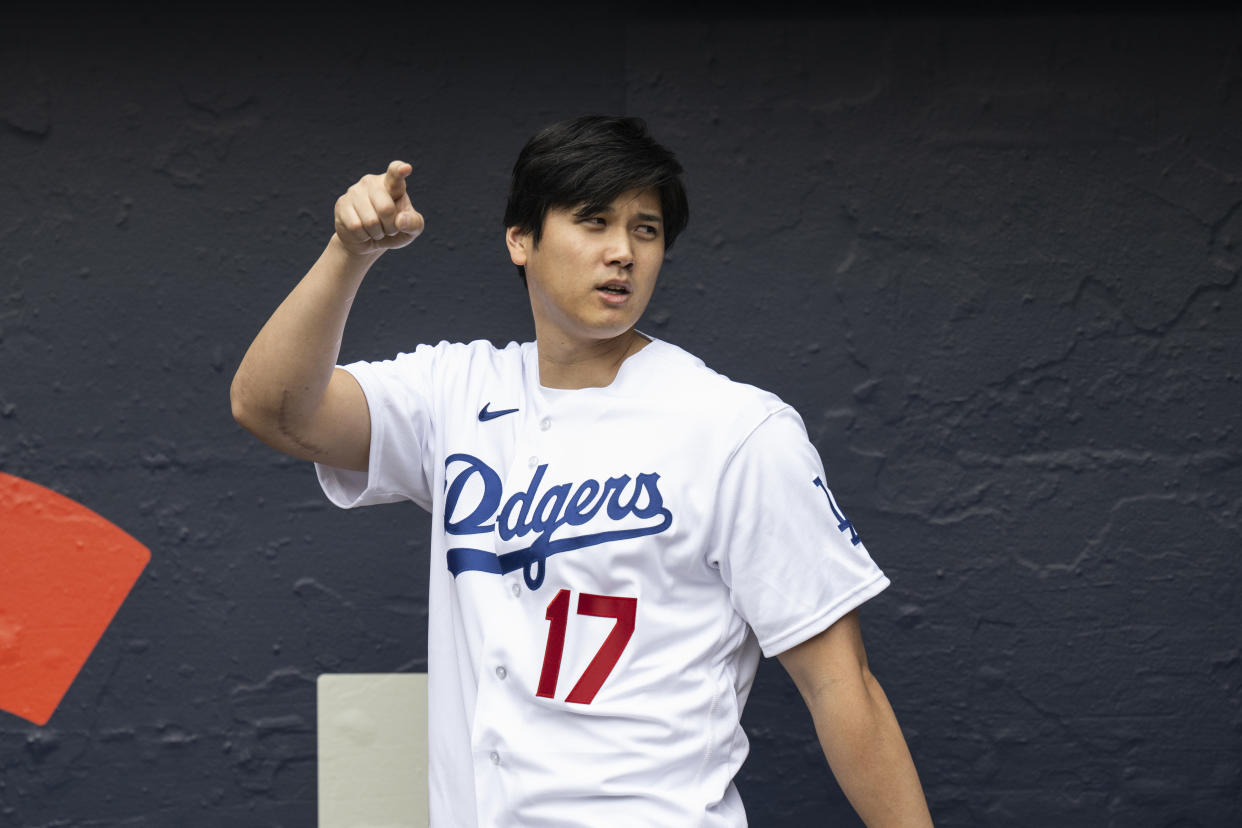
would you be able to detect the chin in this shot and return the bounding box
[579,314,639,340]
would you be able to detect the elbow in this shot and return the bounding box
[229,375,265,436]
[228,374,333,463]
[229,381,313,458]
[230,395,252,433]
[229,375,248,425]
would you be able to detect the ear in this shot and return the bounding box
[505,225,530,267]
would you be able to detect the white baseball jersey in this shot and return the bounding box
[316,336,889,827]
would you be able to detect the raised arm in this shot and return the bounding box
[230,161,424,471]
[777,610,934,827]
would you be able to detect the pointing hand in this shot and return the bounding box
[333,160,425,255]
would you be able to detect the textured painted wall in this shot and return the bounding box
[1,7,1239,827]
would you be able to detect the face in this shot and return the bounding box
[506,187,665,350]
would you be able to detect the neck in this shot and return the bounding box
[536,328,650,390]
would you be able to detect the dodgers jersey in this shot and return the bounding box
[316,336,889,827]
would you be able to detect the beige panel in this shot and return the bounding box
[318,673,429,828]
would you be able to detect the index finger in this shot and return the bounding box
[383,160,412,199]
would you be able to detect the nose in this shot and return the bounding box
[605,230,634,270]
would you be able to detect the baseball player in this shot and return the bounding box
[231,116,932,826]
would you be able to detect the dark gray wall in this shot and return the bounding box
[2,7,1239,827]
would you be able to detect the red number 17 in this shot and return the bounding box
[536,590,637,705]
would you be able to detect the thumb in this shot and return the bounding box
[396,209,425,235]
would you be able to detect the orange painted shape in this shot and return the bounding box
[0,472,150,726]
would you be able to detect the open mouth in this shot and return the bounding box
[598,282,631,295]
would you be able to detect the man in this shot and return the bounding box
[231,116,932,826]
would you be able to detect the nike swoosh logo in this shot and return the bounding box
[478,403,519,422]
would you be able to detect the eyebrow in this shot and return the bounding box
[571,204,663,223]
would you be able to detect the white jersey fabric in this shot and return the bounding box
[317,336,889,827]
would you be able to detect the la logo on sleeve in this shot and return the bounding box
[0,472,150,726]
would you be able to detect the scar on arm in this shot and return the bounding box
[276,388,329,459]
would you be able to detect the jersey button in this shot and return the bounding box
[495,666,507,680]
[489,751,501,766]
[511,583,521,597]
[539,417,551,431]
[528,455,539,468]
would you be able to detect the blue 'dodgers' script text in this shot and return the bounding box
[442,453,673,589]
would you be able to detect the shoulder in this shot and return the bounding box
[637,336,790,417]
[349,338,528,375]
[338,340,531,418]
[412,338,527,363]
[630,337,800,452]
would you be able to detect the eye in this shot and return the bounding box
[635,224,660,238]
[579,216,606,227]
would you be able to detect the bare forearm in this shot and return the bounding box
[230,235,378,443]
[812,671,932,827]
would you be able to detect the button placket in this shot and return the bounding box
[528,399,556,472]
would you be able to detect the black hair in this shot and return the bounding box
[503,115,690,283]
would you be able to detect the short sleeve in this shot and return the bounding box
[709,407,889,657]
[315,346,439,511]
